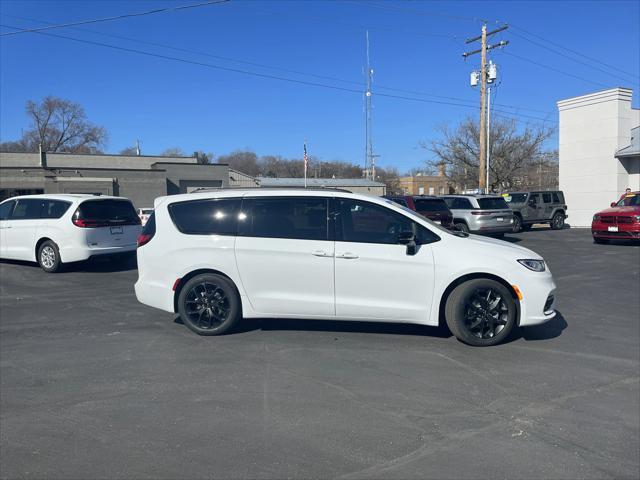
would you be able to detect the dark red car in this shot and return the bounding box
[592,192,640,243]
[384,195,454,228]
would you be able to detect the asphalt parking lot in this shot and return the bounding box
[1,228,638,479]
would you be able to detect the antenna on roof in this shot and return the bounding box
[136,139,141,156]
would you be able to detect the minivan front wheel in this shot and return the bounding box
[445,279,517,346]
[37,240,62,273]
[178,274,241,336]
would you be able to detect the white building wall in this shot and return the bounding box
[557,88,636,227]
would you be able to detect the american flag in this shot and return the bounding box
[303,142,308,169]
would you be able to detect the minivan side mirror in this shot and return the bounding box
[397,231,417,256]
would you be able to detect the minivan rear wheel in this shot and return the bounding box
[178,274,241,336]
[445,279,517,346]
[37,240,62,273]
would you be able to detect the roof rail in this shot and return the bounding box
[189,186,354,194]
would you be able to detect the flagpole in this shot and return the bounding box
[304,139,308,188]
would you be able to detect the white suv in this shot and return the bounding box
[0,194,141,272]
[135,189,557,346]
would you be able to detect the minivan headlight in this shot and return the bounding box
[517,259,546,272]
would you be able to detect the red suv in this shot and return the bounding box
[384,195,454,228]
[592,192,640,243]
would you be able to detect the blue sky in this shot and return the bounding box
[1,0,639,173]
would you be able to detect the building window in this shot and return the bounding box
[439,186,445,194]
[418,187,425,195]
[429,187,435,195]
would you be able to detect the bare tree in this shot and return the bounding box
[425,116,555,192]
[119,146,138,155]
[24,96,107,153]
[217,150,260,176]
[160,147,185,157]
[193,151,213,165]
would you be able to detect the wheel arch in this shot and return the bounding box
[438,272,522,327]
[173,268,240,313]
[35,237,55,261]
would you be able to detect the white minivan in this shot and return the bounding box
[0,194,141,272]
[135,189,557,346]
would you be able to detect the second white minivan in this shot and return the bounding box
[135,189,557,346]
[0,194,141,272]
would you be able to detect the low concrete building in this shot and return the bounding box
[0,151,230,207]
[256,177,386,195]
[557,88,640,227]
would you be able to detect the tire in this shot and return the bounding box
[454,222,469,234]
[445,279,517,347]
[550,212,565,230]
[594,237,609,244]
[177,273,241,336]
[512,215,522,233]
[37,240,62,273]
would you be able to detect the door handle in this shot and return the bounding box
[336,252,359,259]
[312,250,332,257]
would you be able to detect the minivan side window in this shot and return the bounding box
[169,198,241,235]
[11,199,43,220]
[336,199,438,245]
[0,200,16,220]
[240,197,329,241]
[542,193,552,203]
[41,200,71,219]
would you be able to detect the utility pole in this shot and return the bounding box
[463,24,508,193]
[364,30,375,180]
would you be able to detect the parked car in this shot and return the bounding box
[0,194,141,272]
[135,189,556,347]
[383,195,454,228]
[441,194,514,236]
[503,191,567,233]
[592,191,640,243]
[137,208,154,226]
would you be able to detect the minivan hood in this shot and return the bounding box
[462,233,542,259]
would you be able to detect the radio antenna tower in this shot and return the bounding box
[364,30,376,181]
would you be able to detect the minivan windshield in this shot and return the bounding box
[477,197,510,210]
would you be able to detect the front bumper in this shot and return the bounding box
[518,270,557,327]
[591,221,640,240]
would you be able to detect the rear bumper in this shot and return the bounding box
[61,243,137,263]
[472,224,514,234]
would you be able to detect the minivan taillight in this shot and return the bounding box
[72,218,104,228]
[137,212,156,248]
[137,233,154,248]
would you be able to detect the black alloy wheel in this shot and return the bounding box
[445,279,517,346]
[512,215,522,233]
[178,274,241,335]
[551,212,565,230]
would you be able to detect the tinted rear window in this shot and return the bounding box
[169,198,241,235]
[414,198,449,212]
[77,199,139,224]
[240,197,329,241]
[42,200,71,219]
[477,198,510,210]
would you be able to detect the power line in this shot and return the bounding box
[0,23,557,125]
[509,29,638,84]
[510,25,639,80]
[0,0,230,37]
[0,13,553,116]
[500,50,610,88]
